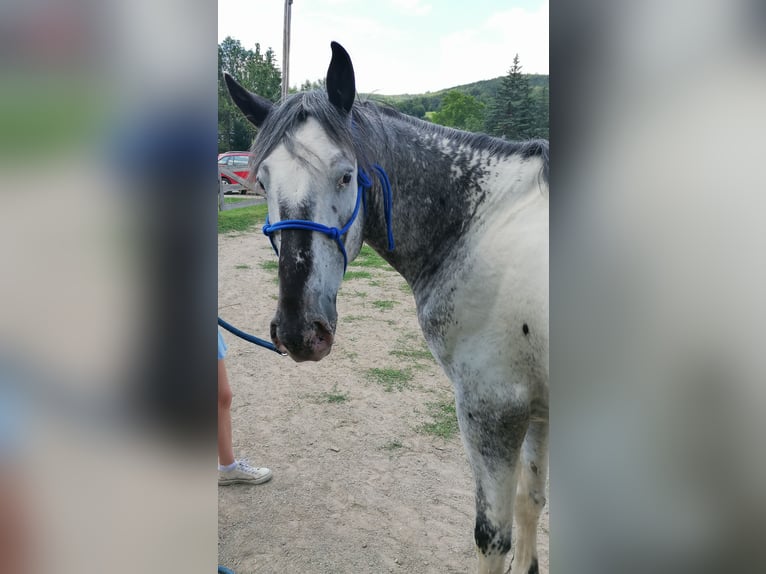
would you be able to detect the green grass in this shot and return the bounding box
[350,244,391,269]
[224,196,251,204]
[382,439,403,451]
[372,300,396,310]
[366,368,413,392]
[344,270,372,281]
[419,399,459,439]
[260,260,279,272]
[234,264,251,270]
[218,203,268,234]
[390,348,434,361]
[319,385,349,404]
[400,282,413,293]
[344,314,370,322]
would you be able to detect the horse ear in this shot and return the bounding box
[326,41,356,114]
[224,72,273,128]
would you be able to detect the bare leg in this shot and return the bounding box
[511,413,548,574]
[218,358,235,466]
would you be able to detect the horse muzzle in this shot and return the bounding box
[270,317,335,362]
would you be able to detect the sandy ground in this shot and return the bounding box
[218,228,549,573]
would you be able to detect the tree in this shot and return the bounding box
[532,85,549,139]
[297,78,326,92]
[485,54,536,140]
[430,90,486,132]
[217,36,282,152]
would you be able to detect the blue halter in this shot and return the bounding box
[262,164,394,271]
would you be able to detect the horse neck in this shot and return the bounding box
[361,116,492,290]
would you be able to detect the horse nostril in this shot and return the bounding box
[312,321,334,352]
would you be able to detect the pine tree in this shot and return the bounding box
[485,54,535,140]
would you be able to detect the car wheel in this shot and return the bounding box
[221,177,231,193]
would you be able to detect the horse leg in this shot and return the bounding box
[510,411,548,574]
[455,392,530,574]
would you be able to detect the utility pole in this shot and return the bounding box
[281,0,293,101]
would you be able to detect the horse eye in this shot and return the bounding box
[340,172,352,186]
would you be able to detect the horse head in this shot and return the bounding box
[224,42,364,362]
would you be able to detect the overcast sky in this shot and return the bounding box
[218,0,548,95]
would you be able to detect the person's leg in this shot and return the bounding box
[218,358,235,467]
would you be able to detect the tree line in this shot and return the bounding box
[218,37,548,152]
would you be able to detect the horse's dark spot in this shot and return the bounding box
[474,508,511,556]
[468,412,473,419]
[523,323,530,336]
[530,461,538,475]
[332,205,338,213]
[527,558,539,574]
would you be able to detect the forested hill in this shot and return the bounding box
[370,74,548,120]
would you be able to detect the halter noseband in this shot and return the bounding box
[262,164,394,272]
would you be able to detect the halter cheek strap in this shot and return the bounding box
[262,164,394,272]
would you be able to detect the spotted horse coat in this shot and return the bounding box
[225,42,549,574]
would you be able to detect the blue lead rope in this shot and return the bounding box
[217,316,286,356]
[262,164,394,271]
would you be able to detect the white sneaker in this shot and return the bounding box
[218,460,273,486]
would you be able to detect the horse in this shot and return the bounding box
[224,42,549,574]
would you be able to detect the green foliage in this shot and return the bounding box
[485,54,548,140]
[390,348,434,362]
[319,385,349,404]
[430,90,486,132]
[218,37,282,152]
[350,244,390,269]
[297,78,326,91]
[343,270,372,280]
[260,260,279,272]
[418,399,459,439]
[217,203,268,234]
[366,368,413,392]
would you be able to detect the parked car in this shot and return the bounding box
[218,151,255,194]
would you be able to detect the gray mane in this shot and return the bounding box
[251,90,549,183]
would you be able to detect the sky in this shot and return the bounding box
[218,0,548,95]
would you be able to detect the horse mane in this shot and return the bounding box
[251,90,549,183]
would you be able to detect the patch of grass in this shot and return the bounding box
[400,282,413,293]
[382,439,403,451]
[419,399,459,439]
[347,291,367,298]
[218,204,268,234]
[260,260,279,272]
[372,300,396,310]
[368,280,382,287]
[350,244,391,269]
[234,264,251,269]
[344,270,372,281]
[344,314,370,322]
[319,385,349,404]
[224,196,251,204]
[390,348,434,361]
[366,368,413,392]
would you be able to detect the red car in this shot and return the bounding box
[218,151,255,194]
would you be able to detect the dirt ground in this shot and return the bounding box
[218,227,549,574]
